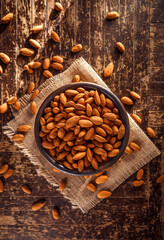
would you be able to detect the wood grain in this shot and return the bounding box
[0,0,163,239]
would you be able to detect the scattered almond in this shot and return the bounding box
[32,200,46,211]
[137,169,144,180]
[30,89,39,100]
[121,96,133,105]
[131,114,142,125]
[116,42,125,53]
[86,183,96,192]
[52,208,60,220]
[0,103,8,113]
[0,164,8,174]
[132,180,144,187]
[31,25,43,33]
[17,125,32,132]
[52,56,63,63]
[72,44,82,53]
[51,62,63,70]
[73,75,80,82]
[43,70,53,78]
[28,82,35,94]
[0,52,10,64]
[13,101,21,111]
[97,190,112,199]
[3,169,14,179]
[147,127,155,138]
[54,2,63,11]
[12,134,24,142]
[7,96,17,105]
[124,146,133,154]
[1,12,13,24]
[129,142,141,151]
[22,184,32,194]
[0,179,4,193]
[29,39,41,48]
[95,175,109,184]
[24,65,33,73]
[19,48,35,57]
[28,62,41,69]
[59,179,66,191]
[107,11,119,20]
[0,65,3,74]
[30,102,37,115]
[156,175,164,183]
[130,91,141,100]
[51,31,60,42]
[104,62,114,78]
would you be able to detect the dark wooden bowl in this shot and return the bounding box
[35,82,129,176]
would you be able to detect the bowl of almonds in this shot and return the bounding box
[35,82,129,175]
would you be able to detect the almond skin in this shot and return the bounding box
[0,53,10,64]
[30,102,37,115]
[7,96,17,105]
[121,96,133,105]
[13,101,21,111]
[131,114,142,125]
[1,13,13,24]
[107,11,119,20]
[43,70,53,78]
[22,185,32,194]
[29,39,41,48]
[59,179,66,191]
[54,2,63,11]
[28,82,35,94]
[130,91,141,100]
[86,183,96,192]
[132,180,144,187]
[17,125,32,132]
[72,44,82,53]
[0,179,4,193]
[51,31,60,42]
[104,62,114,77]
[97,190,112,199]
[52,208,60,220]
[156,175,164,183]
[0,103,8,113]
[52,56,63,63]
[24,65,33,73]
[147,127,155,138]
[19,48,35,57]
[12,134,24,142]
[73,75,80,82]
[31,25,43,33]
[3,169,14,179]
[129,142,141,151]
[0,164,8,174]
[0,65,3,74]
[32,200,46,211]
[116,42,125,53]
[95,175,109,184]
[30,89,39,100]
[137,169,144,180]
[51,62,63,70]
[28,62,41,69]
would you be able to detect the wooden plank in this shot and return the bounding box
[150,8,164,23]
[150,23,164,38]
[150,68,164,82]
[150,0,164,8]
[150,51,164,67]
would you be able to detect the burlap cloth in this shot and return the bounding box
[3,58,160,213]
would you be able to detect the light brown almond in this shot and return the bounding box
[112,125,118,135]
[78,159,84,172]
[73,145,86,151]
[0,179,4,193]
[19,48,35,57]
[147,127,155,138]
[43,70,53,78]
[51,31,60,42]
[51,62,63,70]
[117,124,125,140]
[132,180,144,187]
[130,91,141,100]
[87,148,93,162]
[73,75,80,82]
[104,62,114,78]
[103,113,117,121]
[156,175,164,183]
[27,82,35,94]
[66,116,80,129]
[53,167,60,172]
[52,55,63,63]
[3,169,14,179]
[52,208,60,220]
[84,127,94,140]
[94,90,101,105]
[97,190,112,199]
[121,96,133,105]
[95,175,109,184]
[137,169,144,180]
[0,53,10,64]
[32,200,46,211]
[86,183,96,192]
[91,157,98,169]
[7,96,17,105]
[22,185,32,194]
[30,89,39,100]
[54,2,63,11]
[24,64,33,73]
[93,147,107,156]
[29,39,41,48]
[107,11,120,20]
[94,134,106,143]
[90,116,103,125]
[60,93,67,105]
[12,134,24,142]
[46,122,56,130]
[59,179,66,191]
[0,65,3,74]
[57,151,68,160]
[72,44,82,53]
[1,13,13,24]
[0,164,8,174]
[63,161,74,170]
[131,114,142,125]
[31,25,43,33]
[42,141,55,149]
[100,93,106,107]
[30,102,37,115]
[116,42,125,53]
[0,103,8,113]
[101,124,113,135]
[28,62,41,69]
[17,125,32,132]
[108,149,119,157]
[78,119,93,128]
[129,142,140,151]
[73,152,86,160]
[42,58,50,69]
[65,89,79,96]
[104,143,113,151]
[124,146,133,154]
[96,127,106,137]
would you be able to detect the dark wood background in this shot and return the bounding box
[0,0,163,239]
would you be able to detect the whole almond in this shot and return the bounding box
[94,90,101,105]
[0,65,3,74]
[84,127,94,140]
[13,101,21,111]
[73,152,86,160]
[52,208,60,220]
[108,149,119,157]
[104,62,114,78]
[129,142,140,151]
[131,114,142,125]
[147,127,155,138]
[7,96,17,105]
[43,70,53,78]
[116,42,125,53]
[94,134,106,143]
[29,39,41,48]
[30,89,39,100]
[32,200,46,211]
[86,183,96,192]
[124,146,133,154]
[132,180,144,187]
[100,93,106,107]
[103,113,117,121]
[3,169,14,179]
[17,125,32,132]
[107,11,119,20]
[72,44,82,53]
[79,119,93,128]
[22,184,32,194]
[51,31,60,42]
[137,169,144,180]
[1,13,13,24]
[53,167,60,172]
[97,190,112,199]
[42,141,55,149]
[54,2,63,11]
[101,124,113,135]
[0,103,8,113]
[93,147,107,156]
[0,53,10,64]
[95,175,109,184]
[90,116,103,125]
[59,179,66,191]
[91,157,98,169]
[104,143,113,151]
[30,102,37,115]
[96,127,106,137]
[117,124,125,140]
[130,91,141,100]
[28,82,35,94]
[31,25,43,33]
[78,159,84,172]
[52,56,63,63]
[73,75,80,82]
[0,164,8,174]
[156,175,164,183]
[66,116,80,129]
[42,58,50,69]
[28,62,41,69]
[51,62,63,70]
[121,96,133,105]
[0,179,4,193]
[24,65,33,73]
[65,89,79,96]
[12,134,24,142]
[19,48,35,57]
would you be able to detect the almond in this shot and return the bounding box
[121,96,133,105]
[43,70,53,78]
[87,148,93,162]
[107,11,119,20]
[54,2,63,11]
[131,114,142,125]
[19,48,35,57]
[84,127,94,140]
[72,44,82,53]
[137,169,144,180]
[90,116,103,125]
[7,96,17,105]
[17,125,32,132]
[28,82,35,94]
[42,141,55,149]
[31,25,43,33]
[32,200,46,211]
[29,39,41,48]
[30,89,39,100]
[101,124,113,135]
[108,149,119,157]
[104,62,114,77]
[0,65,3,74]
[12,134,24,142]
[42,58,50,69]
[73,145,86,151]
[116,42,125,53]
[59,179,66,191]
[65,89,79,96]
[0,179,4,193]
[3,169,14,179]
[78,159,84,172]
[0,53,10,64]
[156,175,164,183]
[91,157,98,169]
[73,152,86,160]
[22,184,32,194]
[0,103,8,113]
[94,134,106,143]
[53,168,60,172]
[30,102,37,115]
[60,93,67,105]
[79,119,93,128]
[73,75,80,82]
[100,93,106,107]
[63,161,74,170]
[130,91,141,100]
[24,64,33,73]
[51,31,60,42]
[86,183,96,192]
[132,180,144,187]
[104,143,113,151]
[96,127,106,137]
[52,56,63,63]
[0,164,8,174]
[28,62,41,69]
[95,175,109,184]
[129,142,140,151]
[112,125,118,135]
[117,124,125,139]
[93,147,107,156]
[66,116,80,129]
[147,127,155,138]
[51,62,63,70]
[52,208,60,220]
[103,113,117,121]
[124,146,133,154]
[1,13,13,24]
[94,90,101,105]
[106,99,114,109]
[97,190,112,199]
[47,122,56,130]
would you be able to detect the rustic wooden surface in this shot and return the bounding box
[0,0,164,239]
